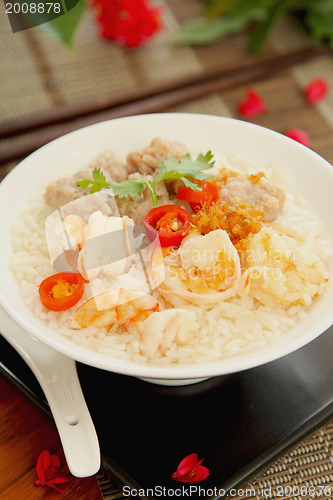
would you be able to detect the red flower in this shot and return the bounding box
[238,89,267,117]
[285,128,311,148]
[305,78,328,104]
[91,0,163,48]
[34,450,72,493]
[171,453,209,483]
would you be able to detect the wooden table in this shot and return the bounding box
[0,374,102,499]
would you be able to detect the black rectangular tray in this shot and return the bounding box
[1,325,332,500]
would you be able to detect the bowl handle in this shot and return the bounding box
[0,307,100,478]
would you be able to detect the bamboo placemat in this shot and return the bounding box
[227,419,333,500]
[1,0,333,167]
[1,1,333,498]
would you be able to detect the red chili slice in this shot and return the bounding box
[144,205,191,247]
[38,272,85,312]
[177,181,219,212]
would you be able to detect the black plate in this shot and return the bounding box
[1,326,332,500]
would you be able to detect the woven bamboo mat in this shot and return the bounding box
[228,419,333,500]
[1,0,333,498]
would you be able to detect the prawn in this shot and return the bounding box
[158,229,241,305]
[71,288,160,329]
[62,214,87,248]
[77,211,135,280]
[137,308,197,356]
[45,213,87,271]
[238,226,328,308]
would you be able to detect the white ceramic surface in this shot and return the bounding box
[0,307,101,477]
[0,113,333,383]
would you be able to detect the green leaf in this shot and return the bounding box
[176,0,333,51]
[305,0,333,44]
[154,152,215,184]
[37,0,87,48]
[175,3,267,45]
[76,167,110,194]
[175,16,246,46]
[227,0,273,19]
[204,0,240,18]
[91,167,109,191]
[197,151,215,165]
[181,177,202,190]
[248,0,289,55]
[107,179,147,199]
[79,153,216,207]
[76,178,93,190]
[175,17,236,45]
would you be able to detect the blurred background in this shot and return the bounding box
[1,0,333,180]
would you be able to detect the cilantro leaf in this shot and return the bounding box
[90,167,109,193]
[181,178,202,191]
[76,167,110,194]
[76,178,93,190]
[106,179,147,199]
[154,151,215,184]
[77,151,216,207]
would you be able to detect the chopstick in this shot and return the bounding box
[0,46,327,141]
[0,45,328,166]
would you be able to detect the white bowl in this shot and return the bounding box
[1,113,333,384]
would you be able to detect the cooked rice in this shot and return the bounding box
[9,150,331,365]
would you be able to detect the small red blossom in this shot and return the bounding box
[285,128,311,148]
[34,450,72,493]
[305,78,328,104]
[238,89,267,117]
[171,453,209,483]
[90,0,163,48]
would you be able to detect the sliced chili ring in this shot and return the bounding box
[38,272,85,312]
[144,204,191,247]
[177,181,219,212]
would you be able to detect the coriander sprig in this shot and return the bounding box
[76,151,215,206]
[76,167,110,193]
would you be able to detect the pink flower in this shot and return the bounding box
[91,0,163,48]
[34,450,72,493]
[285,128,311,148]
[238,89,267,117]
[305,78,328,104]
[171,453,209,483]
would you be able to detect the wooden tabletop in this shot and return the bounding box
[0,374,102,499]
